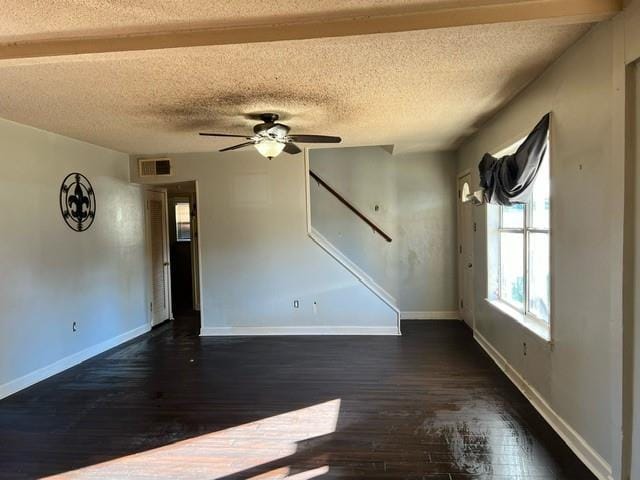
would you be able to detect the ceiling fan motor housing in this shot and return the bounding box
[254,114,290,140]
[199,112,341,156]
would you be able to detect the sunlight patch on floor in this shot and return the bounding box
[247,465,330,479]
[44,399,340,479]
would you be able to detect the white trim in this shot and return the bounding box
[0,324,150,400]
[401,311,459,320]
[201,326,400,336]
[485,298,550,342]
[304,149,401,335]
[309,227,401,334]
[304,148,313,234]
[611,13,628,479]
[487,129,553,343]
[309,227,398,306]
[194,180,205,326]
[474,330,613,480]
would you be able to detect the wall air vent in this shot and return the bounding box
[138,158,172,177]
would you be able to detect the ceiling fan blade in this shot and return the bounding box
[219,141,255,152]
[200,132,252,138]
[283,143,302,155]
[288,134,341,143]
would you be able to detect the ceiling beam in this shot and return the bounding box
[0,0,622,62]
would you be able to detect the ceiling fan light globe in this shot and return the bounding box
[255,139,285,159]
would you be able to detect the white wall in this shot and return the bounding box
[0,117,149,398]
[130,151,398,335]
[457,21,619,476]
[309,146,457,314]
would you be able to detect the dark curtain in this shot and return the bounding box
[478,113,550,206]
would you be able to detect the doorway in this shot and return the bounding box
[457,171,474,329]
[145,181,201,328]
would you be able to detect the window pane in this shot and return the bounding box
[528,232,550,321]
[175,203,191,241]
[502,204,524,229]
[500,232,524,310]
[531,148,550,229]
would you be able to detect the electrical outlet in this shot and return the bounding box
[312,301,318,315]
[293,300,299,309]
[72,321,77,332]
[523,342,527,356]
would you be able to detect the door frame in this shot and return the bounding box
[145,187,173,327]
[190,183,202,312]
[193,180,204,329]
[457,169,475,330]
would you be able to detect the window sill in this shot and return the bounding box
[485,298,551,343]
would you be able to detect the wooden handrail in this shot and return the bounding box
[309,170,392,243]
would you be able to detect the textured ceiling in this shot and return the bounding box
[0,0,596,154]
[0,20,589,154]
[0,0,518,42]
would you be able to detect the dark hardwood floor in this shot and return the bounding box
[0,315,596,479]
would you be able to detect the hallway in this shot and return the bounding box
[0,317,594,479]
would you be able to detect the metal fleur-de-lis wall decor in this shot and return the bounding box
[59,173,96,232]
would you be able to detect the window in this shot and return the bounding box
[175,202,191,242]
[487,138,550,339]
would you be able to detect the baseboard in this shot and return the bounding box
[474,331,613,480]
[401,311,459,320]
[201,325,400,336]
[0,324,150,400]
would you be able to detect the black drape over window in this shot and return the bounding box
[478,113,550,206]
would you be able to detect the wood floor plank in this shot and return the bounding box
[0,314,596,479]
